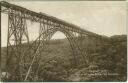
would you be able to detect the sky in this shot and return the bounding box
[1,1,127,47]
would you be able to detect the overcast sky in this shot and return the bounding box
[1,1,127,47]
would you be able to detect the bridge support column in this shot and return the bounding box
[6,10,29,81]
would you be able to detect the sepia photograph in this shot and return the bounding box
[0,0,127,82]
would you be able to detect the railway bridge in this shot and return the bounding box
[0,1,103,81]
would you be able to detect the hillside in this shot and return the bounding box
[1,35,127,81]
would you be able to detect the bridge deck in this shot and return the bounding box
[0,1,102,38]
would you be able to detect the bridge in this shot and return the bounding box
[0,1,104,81]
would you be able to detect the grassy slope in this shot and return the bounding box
[1,35,127,81]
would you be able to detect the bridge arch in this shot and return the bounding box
[37,27,87,66]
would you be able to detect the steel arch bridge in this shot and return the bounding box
[0,1,103,81]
